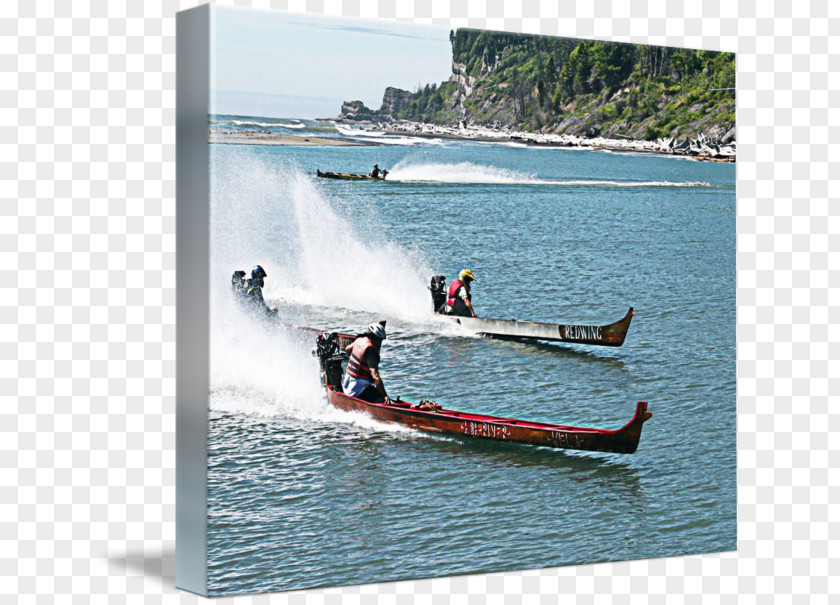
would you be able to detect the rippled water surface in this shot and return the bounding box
[206,135,736,595]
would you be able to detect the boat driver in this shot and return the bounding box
[231,270,248,297]
[369,163,380,178]
[444,269,478,318]
[244,265,277,316]
[342,321,393,404]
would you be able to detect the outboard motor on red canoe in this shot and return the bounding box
[315,332,346,392]
[429,275,447,314]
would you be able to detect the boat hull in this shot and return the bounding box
[325,387,650,454]
[310,330,651,454]
[316,169,386,181]
[442,307,634,346]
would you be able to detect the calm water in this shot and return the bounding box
[206,128,736,596]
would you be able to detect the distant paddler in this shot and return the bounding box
[368,163,388,179]
[444,269,478,318]
[342,321,392,404]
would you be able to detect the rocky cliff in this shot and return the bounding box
[378,87,414,116]
[388,29,736,144]
[338,87,414,122]
[338,100,377,121]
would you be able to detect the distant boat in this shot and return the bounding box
[316,169,388,181]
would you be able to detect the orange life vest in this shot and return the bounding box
[346,337,374,381]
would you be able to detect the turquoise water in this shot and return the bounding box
[206,133,736,595]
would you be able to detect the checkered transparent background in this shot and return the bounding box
[1,0,836,602]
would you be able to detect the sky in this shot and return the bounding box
[209,6,453,119]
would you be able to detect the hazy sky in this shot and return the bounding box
[210,6,453,119]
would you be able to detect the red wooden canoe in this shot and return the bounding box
[314,332,651,454]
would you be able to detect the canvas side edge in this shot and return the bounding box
[175,4,211,596]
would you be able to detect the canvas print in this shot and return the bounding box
[188,5,735,596]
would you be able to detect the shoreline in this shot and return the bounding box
[208,123,735,162]
[381,120,736,162]
[208,129,379,147]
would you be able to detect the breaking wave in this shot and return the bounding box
[215,119,307,129]
[334,124,444,146]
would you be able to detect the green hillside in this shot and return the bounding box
[394,29,735,142]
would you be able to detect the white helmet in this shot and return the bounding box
[368,321,386,340]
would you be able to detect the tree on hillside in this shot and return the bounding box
[638,44,672,78]
[537,78,547,107]
[669,49,700,80]
[591,42,635,91]
[510,67,521,118]
[559,43,593,97]
[546,56,558,84]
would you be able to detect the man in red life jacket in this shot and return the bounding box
[444,269,477,318]
[341,321,393,404]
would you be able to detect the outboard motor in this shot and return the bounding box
[429,275,447,314]
[231,270,247,296]
[315,332,347,392]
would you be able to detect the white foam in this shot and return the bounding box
[385,160,710,187]
[208,294,324,413]
[334,124,386,137]
[208,152,443,421]
[387,160,534,184]
[207,295,432,438]
[211,156,433,320]
[358,136,444,146]
[288,173,434,319]
[214,119,307,130]
[334,124,443,146]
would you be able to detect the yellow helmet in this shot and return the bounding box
[459,268,476,282]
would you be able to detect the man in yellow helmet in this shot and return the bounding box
[444,269,477,318]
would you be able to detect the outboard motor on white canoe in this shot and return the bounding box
[429,275,447,314]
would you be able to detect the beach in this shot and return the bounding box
[209,120,734,161]
[209,129,378,147]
